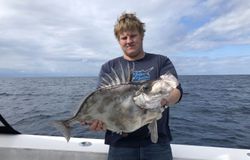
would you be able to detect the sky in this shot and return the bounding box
[0,0,250,77]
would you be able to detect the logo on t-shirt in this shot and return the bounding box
[132,67,154,82]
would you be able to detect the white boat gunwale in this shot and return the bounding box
[0,134,249,160]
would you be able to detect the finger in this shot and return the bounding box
[96,121,104,131]
[161,98,169,106]
[102,123,107,130]
[85,120,93,125]
[89,120,98,130]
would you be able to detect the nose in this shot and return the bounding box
[126,36,133,43]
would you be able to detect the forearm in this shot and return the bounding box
[161,88,181,106]
[169,88,182,105]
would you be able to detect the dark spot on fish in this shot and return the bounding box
[103,96,113,105]
[97,105,105,113]
[84,115,92,120]
[114,118,126,131]
[128,105,135,115]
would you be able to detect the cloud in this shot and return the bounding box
[0,0,250,76]
[173,0,250,52]
[171,54,250,75]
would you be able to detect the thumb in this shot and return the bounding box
[160,98,169,106]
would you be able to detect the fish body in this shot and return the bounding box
[54,65,178,143]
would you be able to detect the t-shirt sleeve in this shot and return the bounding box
[159,56,178,78]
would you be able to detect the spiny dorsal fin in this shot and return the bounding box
[119,62,126,83]
[99,61,134,88]
[127,62,134,82]
[111,67,121,84]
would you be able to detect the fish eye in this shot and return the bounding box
[143,84,150,91]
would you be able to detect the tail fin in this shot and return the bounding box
[53,120,72,142]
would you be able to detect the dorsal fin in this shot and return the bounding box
[127,62,134,82]
[119,62,126,83]
[99,61,134,88]
[111,67,121,84]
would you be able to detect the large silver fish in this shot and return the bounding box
[54,65,179,143]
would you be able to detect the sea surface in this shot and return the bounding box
[0,75,250,149]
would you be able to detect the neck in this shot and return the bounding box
[123,51,145,61]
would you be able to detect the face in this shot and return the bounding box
[118,30,144,61]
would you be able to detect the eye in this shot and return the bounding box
[120,36,127,41]
[130,34,137,38]
[143,84,150,92]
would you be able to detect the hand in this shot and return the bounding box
[81,119,105,131]
[160,98,169,106]
[161,88,181,106]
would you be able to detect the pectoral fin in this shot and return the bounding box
[148,120,158,143]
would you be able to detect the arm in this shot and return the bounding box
[161,87,181,106]
[159,56,183,106]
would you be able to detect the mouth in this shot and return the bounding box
[126,46,134,50]
[126,44,135,49]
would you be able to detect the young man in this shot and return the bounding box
[89,13,182,160]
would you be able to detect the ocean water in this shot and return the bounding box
[0,75,249,149]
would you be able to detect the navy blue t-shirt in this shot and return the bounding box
[97,53,182,147]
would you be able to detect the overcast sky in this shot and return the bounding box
[0,0,250,77]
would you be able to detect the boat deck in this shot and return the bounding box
[0,134,249,160]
